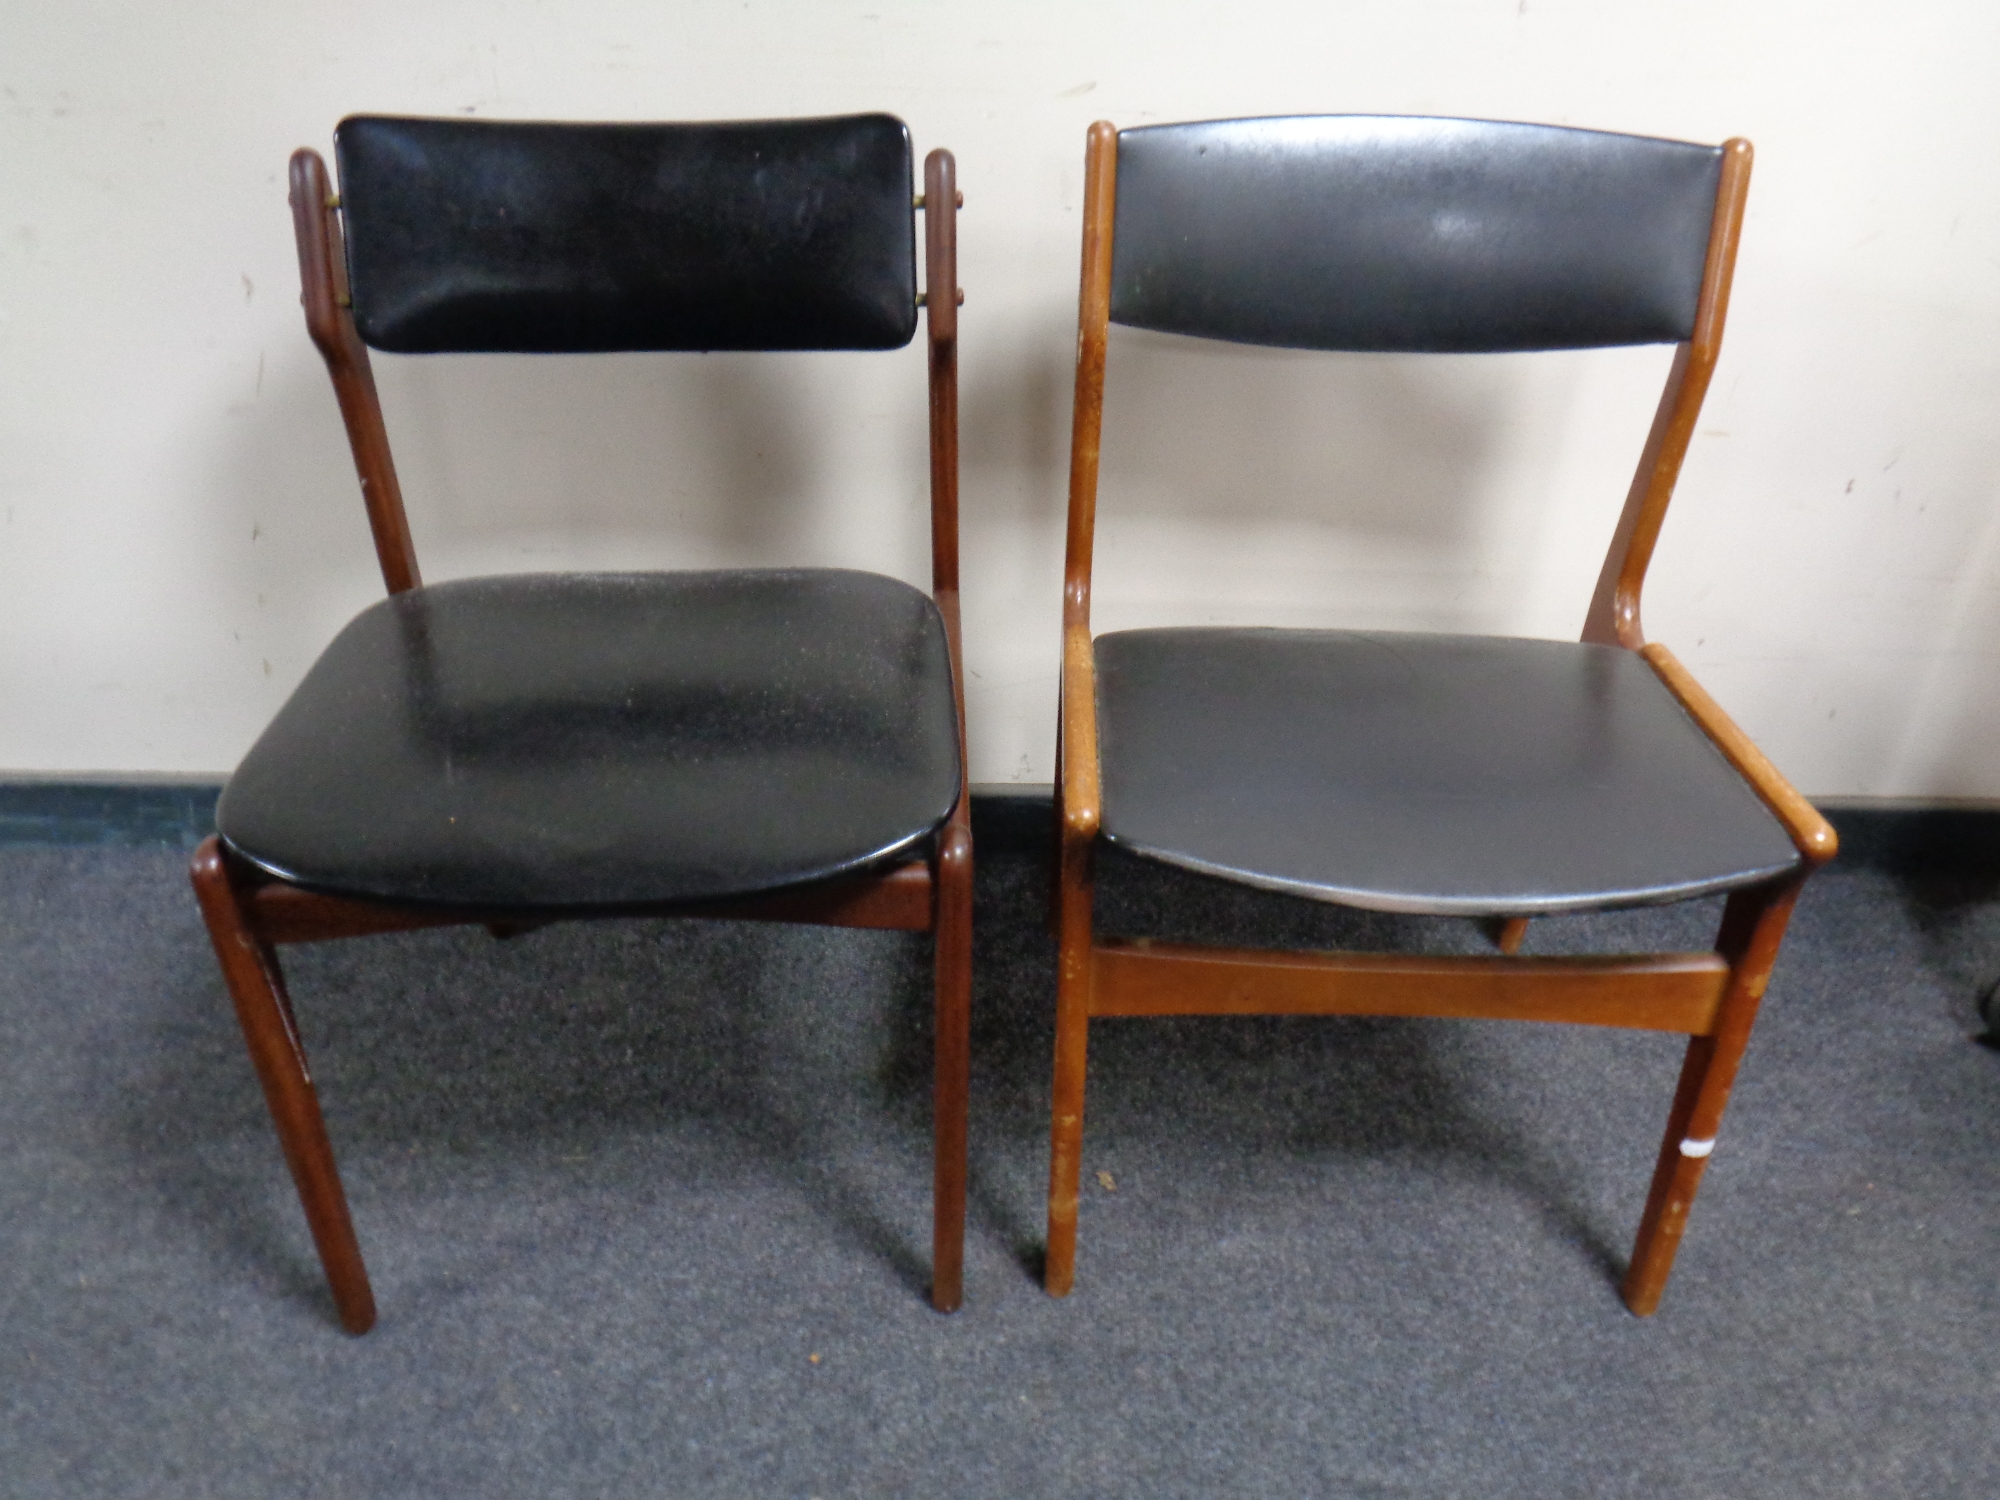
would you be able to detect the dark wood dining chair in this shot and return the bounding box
[1047,115,1835,1315]
[190,114,971,1333]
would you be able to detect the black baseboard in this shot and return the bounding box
[976,790,2000,875]
[0,780,1059,853]
[0,780,1060,855]
[1810,803,2000,875]
[3,779,1996,877]
[0,779,224,850]
[966,784,1055,856]
[0,781,1062,854]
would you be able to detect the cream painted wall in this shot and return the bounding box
[3,2,1997,794]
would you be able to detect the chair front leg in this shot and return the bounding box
[930,819,973,1312]
[190,838,377,1334]
[1044,834,1095,1296]
[1622,872,1804,1315]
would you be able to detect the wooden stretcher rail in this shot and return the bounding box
[248,858,937,945]
[1090,940,1732,1034]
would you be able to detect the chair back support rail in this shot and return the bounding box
[195,115,972,1332]
[1047,116,1835,1316]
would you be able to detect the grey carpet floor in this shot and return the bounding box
[2,838,1997,1497]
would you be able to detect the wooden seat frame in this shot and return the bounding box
[1047,121,1835,1315]
[192,143,972,1334]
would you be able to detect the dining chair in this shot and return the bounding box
[1047,114,1835,1314]
[191,113,971,1333]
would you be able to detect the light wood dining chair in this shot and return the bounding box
[1047,114,1834,1315]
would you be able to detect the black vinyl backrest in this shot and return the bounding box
[1110,116,1723,353]
[334,114,919,354]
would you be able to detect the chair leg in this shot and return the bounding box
[189,838,377,1334]
[1622,875,1804,1316]
[1496,916,1530,955]
[930,821,973,1313]
[1044,840,1094,1296]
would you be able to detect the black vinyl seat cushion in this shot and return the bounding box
[1094,628,1798,916]
[218,570,960,911]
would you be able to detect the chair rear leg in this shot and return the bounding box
[190,838,377,1334]
[1622,875,1803,1315]
[930,822,973,1313]
[1044,843,1094,1296]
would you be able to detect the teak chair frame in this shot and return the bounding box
[1047,120,1836,1315]
[191,142,972,1334]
